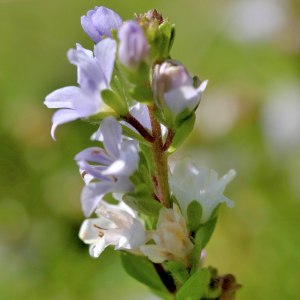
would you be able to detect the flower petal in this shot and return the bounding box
[51,109,82,140]
[74,147,113,165]
[81,181,115,217]
[44,86,81,109]
[100,116,122,159]
[77,160,109,182]
[91,6,123,38]
[94,38,117,85]
[81,15,102,43]
[79,218,115,244]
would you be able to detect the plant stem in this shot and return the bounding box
[125,114,154,143]
[162,129,175,152]
[148,106,171,208]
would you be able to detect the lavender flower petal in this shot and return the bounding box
[94,38,117,85]
[44,86,81,109]
[74,147,113,165]
[100,116,122,159]
[51,109,82,140]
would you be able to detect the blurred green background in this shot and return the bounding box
[0,0,299,299]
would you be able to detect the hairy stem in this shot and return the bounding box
[148,107,171,208]
[124,114,154,143]
[162,128,175,152]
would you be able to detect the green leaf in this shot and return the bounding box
[168,113,195,153]
[83,111,119,123]
[187,200,202,232]
[129,85,154,105]
[139,164,155,195]
[151,288,175,300]
[164,261,189,288]
[140,144,156,176]
[195,217,218,249]
[101,89,128,116]
[120,124,151,146]
[176,268,210,300]
[120,251,169,293]
[122,184,163,217]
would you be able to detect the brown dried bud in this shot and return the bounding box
[134,9,164,25]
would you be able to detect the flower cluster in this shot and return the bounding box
[45,6,239,299]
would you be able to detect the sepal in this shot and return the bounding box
[167,113,195,153]
[175,268,210,300]
[129,85,154,105]
[101,89,128,116]
[164,261,189,288]
[187,200,203,233]
[122,184,163,217]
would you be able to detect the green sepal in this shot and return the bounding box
[122,184,163,217]
[110,75,126,102]
[129,85,154,104]
[151,109,170,128]
[140,143,156,176]
[157,21,172,63]
[195,217,218,249]
[209,203,221,220]
[168,25,176,53]
[170,194,180,209]
[101,89,128,116]
[164,261,189,288]
[168,113,195,153]
[118,61,150,85]
[187,200,203,233]
[175,268,210,300]
[83,111,120,124]
[119,251,170,295]
[111,28,119,41]
[120,124,151,146]
[174,108,192,129]
[203,278,222,299]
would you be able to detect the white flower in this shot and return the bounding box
[79,196,146,258]
[169,157,236,224]
[140,204,194,268]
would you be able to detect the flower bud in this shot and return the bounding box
[81,6,123,43]
[118,21,150,71]
[153,60,208,122]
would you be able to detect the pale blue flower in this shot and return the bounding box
[75,116,139,217]
[44,39,117,140]
[81,6,123,43]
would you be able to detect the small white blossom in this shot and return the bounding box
[79,197,146,258]
[140,204,194,268]
[169,157,236,224]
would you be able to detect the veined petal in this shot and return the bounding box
[94,38,117,85]
[44,86,81,109]
[74,147,113,166]
[100,116,122,159]
[77,160,109,182]
[102,144,139,177]
[81,181,115,217]
[79,217,115,244]
[51,109,82,140]
[140,245,170,263]
[117,218,146,250]
[67,48,106,91]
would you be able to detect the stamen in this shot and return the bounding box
[93,224,107,230]
[81,171,88,179]
[91,150,101,155]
